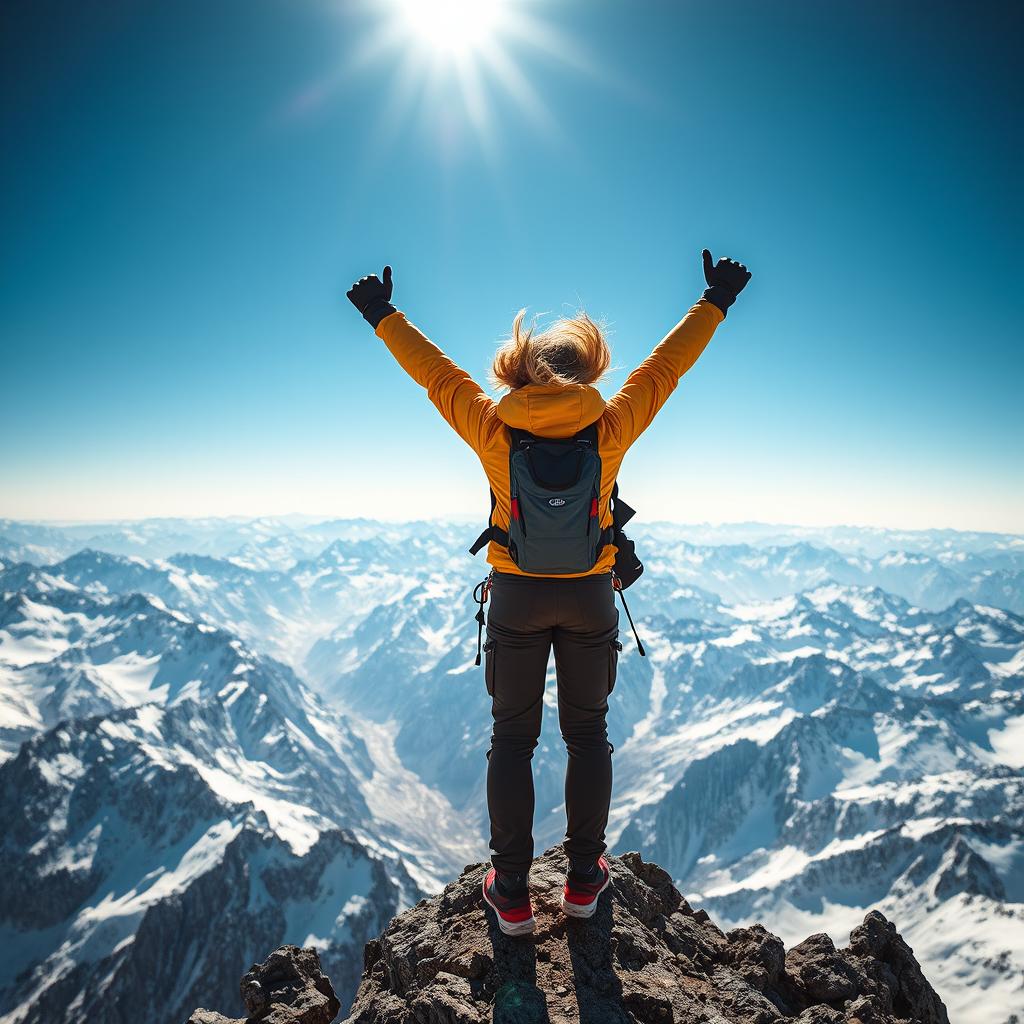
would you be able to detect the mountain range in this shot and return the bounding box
[0,516,1020,1023]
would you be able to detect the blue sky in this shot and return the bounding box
[2,0,1021,530]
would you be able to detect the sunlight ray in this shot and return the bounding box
[452,52,499,164]
[500,8,653,107]
[483,40,565,146]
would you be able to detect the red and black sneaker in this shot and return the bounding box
[561,856,611,918]
[482,867,535,936]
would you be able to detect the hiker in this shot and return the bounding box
[347,250,751,935]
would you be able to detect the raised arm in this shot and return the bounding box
[347,266,497,453]
[604,249,751,449]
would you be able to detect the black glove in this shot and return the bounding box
[347,266,396,329]
[701,249,751,316]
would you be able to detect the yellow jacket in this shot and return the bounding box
[375,298,725,576]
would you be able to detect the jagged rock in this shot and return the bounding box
[845,912,950,1022]
[187,945,341,1024]
[786,932,860,1003]
[186,1011,241,1024]
[342,847,950,1024]
[725,923,786,989]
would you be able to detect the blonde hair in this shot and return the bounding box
[490,310,611,392]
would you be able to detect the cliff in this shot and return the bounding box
[190,846,950,1024]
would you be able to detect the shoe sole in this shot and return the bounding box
[561,871,611,919]
[482,875,536,936]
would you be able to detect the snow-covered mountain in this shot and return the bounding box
[4,516,1022,612]
[639,533,1024,613]
[610,589,1024,1022]
[0,570,479,1023]
[616,652,1023,1022]
[1,516,1022,1023]
[0,517,472,572]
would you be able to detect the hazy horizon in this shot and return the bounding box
[3,510,1021,541]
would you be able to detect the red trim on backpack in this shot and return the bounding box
[590,497,599,518]
[511,497,520,521]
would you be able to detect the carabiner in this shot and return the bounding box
[472,572,494,666]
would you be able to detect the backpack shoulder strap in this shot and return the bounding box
[611,481,637,530]
[469,487,509,555]
[508,427,533,452]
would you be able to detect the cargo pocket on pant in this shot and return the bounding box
[483,638,497,697]
[608,638,622,694]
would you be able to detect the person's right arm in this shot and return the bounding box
[604,249,750,449]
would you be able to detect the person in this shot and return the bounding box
[347,250,751,935]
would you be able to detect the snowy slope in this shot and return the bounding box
[0,576,480,1024]
[0,575,478,881]
[0,722,401,1023]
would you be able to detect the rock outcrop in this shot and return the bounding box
[187,946,341,1024]
[343,847,949,1024]
[186,848,950,1024]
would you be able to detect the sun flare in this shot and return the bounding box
[390,0,509,56]
[332,0,594,165]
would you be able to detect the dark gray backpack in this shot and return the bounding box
[469,425,643,584]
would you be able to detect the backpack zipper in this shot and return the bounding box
[510,483,526,536]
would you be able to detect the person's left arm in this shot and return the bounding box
[347,266,497,453]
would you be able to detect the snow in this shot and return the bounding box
[705,831,890,897]
[900,894,1024,1024]
[187,761,322,856]
[36,750,84,787]
[710,624,760,647]
[0,597,80,666]
[337,712,482,892]
[728,595,798,622]
[85,818,244,923]
[987,715,1024,768]
[133,704,163,738]
[282,848,373,949]
[90,652,165,705]
[0,816,246,1020]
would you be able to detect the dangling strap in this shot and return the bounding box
[469,525,509,556]
[470,490,508,556]
[472,573,493,665]
[612,572,646,657]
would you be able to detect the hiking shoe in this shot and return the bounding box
[561,856,611,918]
[482,868,535,936]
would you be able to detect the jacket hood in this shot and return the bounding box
[496,384,606,437]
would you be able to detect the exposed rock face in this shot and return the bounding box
[342,847,949,1024]
[186,945,340,1024]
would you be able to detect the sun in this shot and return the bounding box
[389,0,509,56]
[314,0,596,165]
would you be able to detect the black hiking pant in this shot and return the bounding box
[483,570,620,875]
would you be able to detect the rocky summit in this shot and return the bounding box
[341,847,950,1024]
[185,848,950,1024]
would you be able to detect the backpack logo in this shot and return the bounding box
[548,498,566,507]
